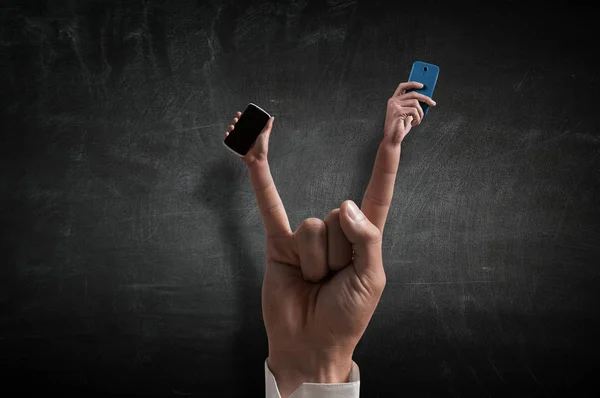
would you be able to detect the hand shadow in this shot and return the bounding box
[195,158,267,396]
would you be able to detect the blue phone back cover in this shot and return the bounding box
[408,61,439,116]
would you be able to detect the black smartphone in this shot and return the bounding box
[223,103,271,157]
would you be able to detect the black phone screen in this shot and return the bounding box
[223,103,270,156]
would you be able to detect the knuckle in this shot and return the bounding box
[364,192,389,208]
[324,208,341,223]
[301,217,326,231]
[369,225,383,242]
[368,230,382,245]
[361,226,382,246]
[265,200,283,216]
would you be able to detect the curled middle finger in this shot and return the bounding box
[295,218,328,282]
[324,208,352,271]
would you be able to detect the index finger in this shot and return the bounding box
[393,81,424,97]
[360,82,424,234]
[247,158,293,239]
[360,141,400,235]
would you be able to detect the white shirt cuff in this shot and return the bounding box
[265,359,360,398]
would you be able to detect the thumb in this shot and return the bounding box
[338,200,383,278]
[252,116,275,154]
[262,115,274,136]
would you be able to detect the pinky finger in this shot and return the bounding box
[225,132,229,137]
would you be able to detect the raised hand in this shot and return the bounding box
[225,83,435,397]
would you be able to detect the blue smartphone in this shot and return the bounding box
[407,61,439,117]
[223,103,271,157]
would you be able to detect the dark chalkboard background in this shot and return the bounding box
[1,1,598,396]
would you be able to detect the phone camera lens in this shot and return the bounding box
[424,67,428,71]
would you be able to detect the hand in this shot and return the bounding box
[224,111,273,166]
[383,81,436,145]
[224,82,435,397]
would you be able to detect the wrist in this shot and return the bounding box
[267,348,354,397]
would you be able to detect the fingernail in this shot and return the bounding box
[432,100,437,106]
[347,201,363,222]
